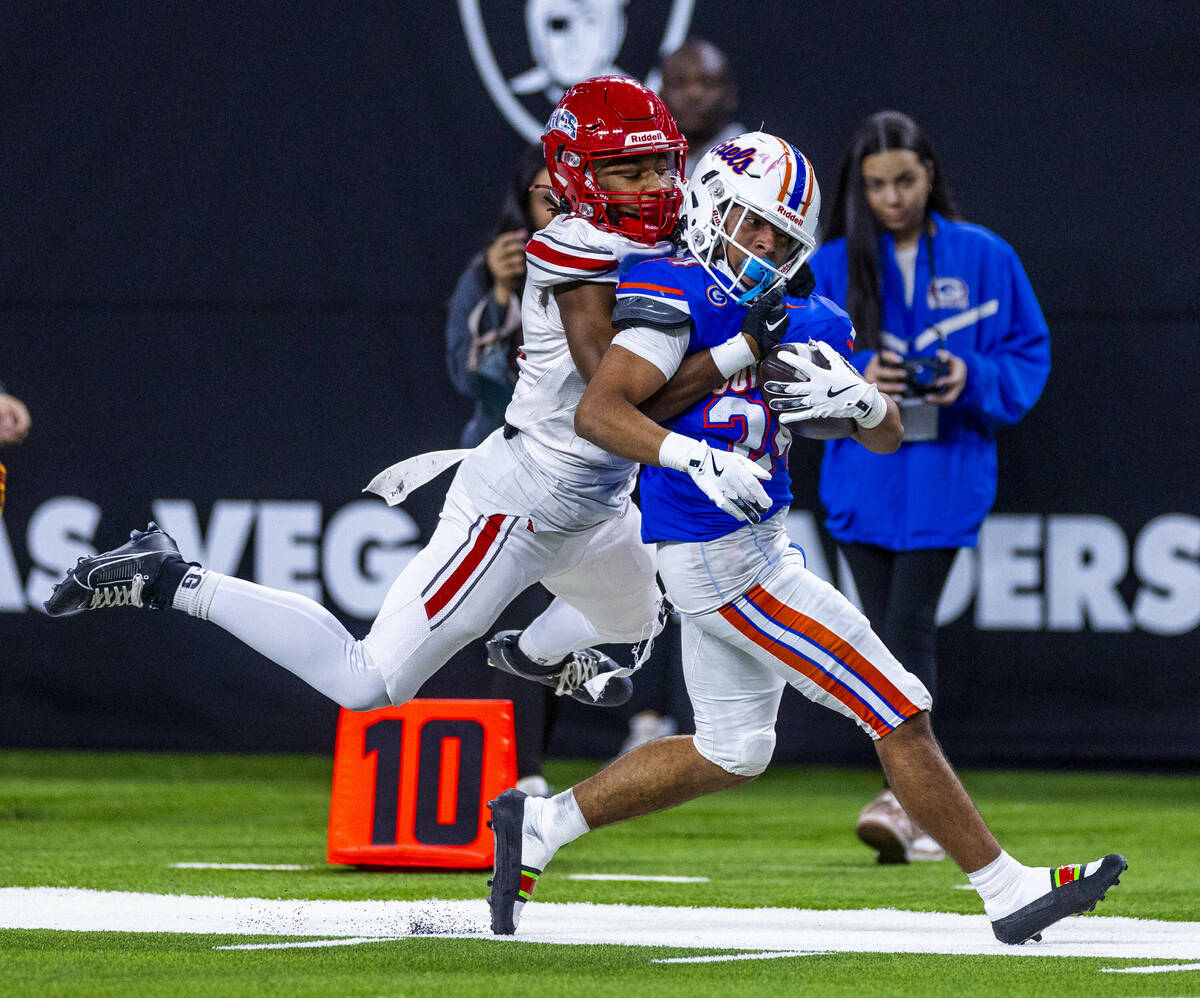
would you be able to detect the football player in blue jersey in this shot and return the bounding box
[487,132,1125,945]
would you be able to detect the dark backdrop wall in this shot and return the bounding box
[2,1,1197,765]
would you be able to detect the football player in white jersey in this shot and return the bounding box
[43,78,790,725]
[486,133,1126,945]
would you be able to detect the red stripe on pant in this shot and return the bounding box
[424,514,507,620]
[746,585,923,719]
[720,601,892,737]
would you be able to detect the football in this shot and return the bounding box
[758,342,857,440]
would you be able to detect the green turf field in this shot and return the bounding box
[1,750,1197,997]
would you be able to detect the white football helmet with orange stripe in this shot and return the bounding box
[684,131,820,303]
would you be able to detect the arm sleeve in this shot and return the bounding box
[954,247,1051,427]
[611,323,690,380]
[444,260,489,397]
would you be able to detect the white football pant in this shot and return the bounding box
[194,432,662,708]
[657,513,932,777]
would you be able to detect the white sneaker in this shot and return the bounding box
[619,710,677,755]
[515,775,551,798]
[855,789,944,864]
[908,831,946,862]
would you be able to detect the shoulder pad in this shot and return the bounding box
[612,293,691,330]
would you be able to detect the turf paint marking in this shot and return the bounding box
[653,950,825,964]
[216,937,404,951]
[3,888,1199,960]
[568,874,709,883]
[1100,962,1200,974]
[170,863,314,871]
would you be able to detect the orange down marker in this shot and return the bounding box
[326,699,516,869]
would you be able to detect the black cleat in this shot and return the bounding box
[991,854,1128,945]
[486,630,632,707]
[487,789,540,935]
[43,522,186,617]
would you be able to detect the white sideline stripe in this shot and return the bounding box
[170,863,313,871]
[765,865,875,873]
[1100,962,1200,974]
[2,888,1199,960]
[217,937,404,951]
[568,874,709,883]
[654,950,823,964]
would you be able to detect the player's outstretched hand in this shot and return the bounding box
[770,341,886,428]
[658,432,771,523]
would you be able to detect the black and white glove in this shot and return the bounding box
[768,340,888,429]
[659,432,771,523]
[738,285,789,358]
[710,268,815,378]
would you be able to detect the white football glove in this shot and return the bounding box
[658,432,772,524]
[769,340,887,429]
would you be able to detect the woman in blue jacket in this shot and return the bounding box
[810,111,1050,864]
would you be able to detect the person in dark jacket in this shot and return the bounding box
[810,110,1050,864]
[445,145,557,448]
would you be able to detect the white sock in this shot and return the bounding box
[181,572,390,710]
[521,789,590,871]
[518,598,601,665]
[171,568,222,619]
[967,850,1050,920]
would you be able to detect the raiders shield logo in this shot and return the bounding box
[458,0,696,142]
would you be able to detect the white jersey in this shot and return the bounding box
[505,214,673,495]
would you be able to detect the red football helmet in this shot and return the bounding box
[543,76,686,245]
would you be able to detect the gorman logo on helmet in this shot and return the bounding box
[458,0,697,142]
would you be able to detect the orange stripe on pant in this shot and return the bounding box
[718,601,892,737]
[746,584,922,719]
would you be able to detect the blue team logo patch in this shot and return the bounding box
[927,276,969,310]
[706,285,729,307]
[546,107,578,140]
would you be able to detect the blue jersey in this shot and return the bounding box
[616,256,856,543]
[810,213,1050,549]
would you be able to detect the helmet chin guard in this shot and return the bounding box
[542,76,687,246]
[684,132,821,302]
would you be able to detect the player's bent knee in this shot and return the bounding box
[339,689,393,712]
[694,730,775,777]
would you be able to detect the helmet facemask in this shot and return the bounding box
[695,192,813,304]
[556,146,685,245]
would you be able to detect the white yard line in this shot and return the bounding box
[170,863,314,871]
[2,888,1198,960]
[653,950,824,964]
[1100,962,1200,974]
[216,937,404,951]
[568,874,709,883]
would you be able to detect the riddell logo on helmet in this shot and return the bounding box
[624,129,667,146]
[775,204,804,226]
